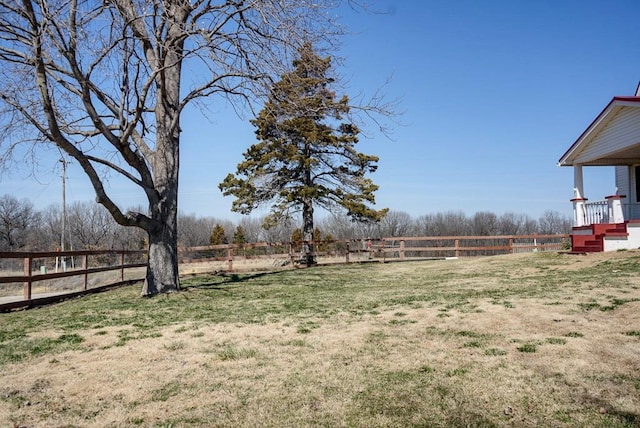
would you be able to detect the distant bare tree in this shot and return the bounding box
[36,204,63,251]
[415,211,471,236]
[371,210,414,237]
[470,211,499,236]
[319,213,369,240]
[260,216,297,243]
[177,214,219,248]
[498,212,537,235]
[538,210,572,234]
[67,202,119,249]
[0,195,39,250]
[237,217,264,243]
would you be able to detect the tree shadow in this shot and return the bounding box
[182,270,283,290]
[581,395,639,425]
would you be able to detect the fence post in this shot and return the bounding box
[289,242,295,266]
[509,238,513,254]
[120,250,125,281]
[345,241,350,264]
[381,239,386,263]
[23,256,32,300]
[400,240,405,260]
[228,246,233,272]
[83,254,89,290]
[455,239,460,258]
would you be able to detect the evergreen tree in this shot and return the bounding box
[219,43,387,265]
[210,224,227,245]
[233,225,247,245]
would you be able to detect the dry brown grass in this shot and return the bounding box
[0,251,639,427]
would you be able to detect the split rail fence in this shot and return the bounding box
[1,233,568,311]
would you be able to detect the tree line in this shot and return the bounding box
[0,194,571,253]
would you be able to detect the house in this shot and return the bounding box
[558,84,640,252]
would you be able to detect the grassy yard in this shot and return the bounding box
[1,251,639,427]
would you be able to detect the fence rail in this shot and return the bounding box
[0,249,146,311]
[1,234,569,311]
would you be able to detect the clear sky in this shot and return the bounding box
[2,0,640,222]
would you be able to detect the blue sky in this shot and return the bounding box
[2,0,640,222]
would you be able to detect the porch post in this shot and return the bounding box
[573,165,584,199]
[606,194,626,224]
[572,165,588,227]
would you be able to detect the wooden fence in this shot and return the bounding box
[179,233,570,270]
[0,249,146,311]
[0,233,568,311]
[375,234,570,260]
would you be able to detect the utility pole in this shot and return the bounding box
[56,158,68,272]
[61,158,67,271]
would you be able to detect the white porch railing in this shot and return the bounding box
[583,201,609,225]
[578,201,640,226]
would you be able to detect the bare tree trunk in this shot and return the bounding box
[144,214,179,295]
[302,199,316,266]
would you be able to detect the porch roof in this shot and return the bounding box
[558,96,640,167]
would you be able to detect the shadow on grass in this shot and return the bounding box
[583,395,640,426]
[182,270,281,290]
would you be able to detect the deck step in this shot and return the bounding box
[572,245,602,252]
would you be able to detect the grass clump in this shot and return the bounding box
[517,343,538,353]
[217,345,258,361]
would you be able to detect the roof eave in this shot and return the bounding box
[558,96,640,167]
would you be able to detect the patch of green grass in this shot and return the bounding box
[546,337,567,345]
[355,368,434,420]
[388,318,417,326]
[217,345,258,361]
[446,367,469,377]
[163,341,185,351]
[0,333,85,365]
[517,343,538,353]
[564,331,584,338]
[623,330,640,338]
[484,348,507,356]
[150,381,182,402]
[578,301,601,311]
[296,321,320,334]
[284,339,306,347]
[456,330,482,338]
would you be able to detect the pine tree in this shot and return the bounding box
[219,43,387,265]
[210,224,227,245]
[232,225,246,245]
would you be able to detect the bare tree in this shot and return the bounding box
[177,213,223,248]
[35,204,63,251]
[372,210,413,237]
[237,216,264,243]
[318,213,360,240]
[0,195,39,250]
[470,211,499,236]
[0,0,349,295]
[415,211,471,236]
[498,212,537,235]
[67,201,119,249]
[538,210,572,234]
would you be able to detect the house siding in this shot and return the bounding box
[573,107,640,164]
[615,165,630,200]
